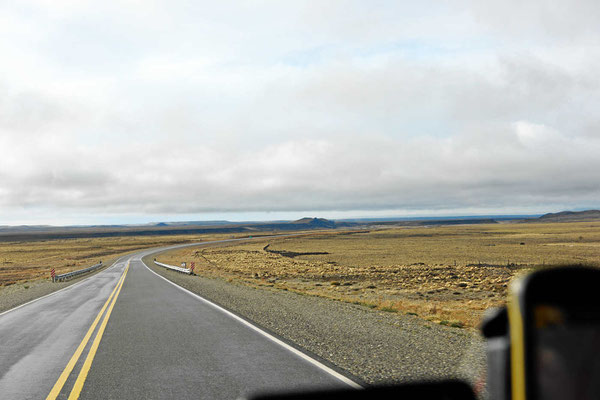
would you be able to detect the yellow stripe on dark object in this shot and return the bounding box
[508,278,526,400]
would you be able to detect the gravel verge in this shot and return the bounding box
[143,254,486,386]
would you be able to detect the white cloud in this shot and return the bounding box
[0,1,599,224]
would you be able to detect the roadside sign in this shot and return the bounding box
[181,262,186,268]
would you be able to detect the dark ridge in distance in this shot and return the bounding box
[0,216,497,242]
[365,218,499,226]
[533,209,600,223]
[0,218,346,242]
[4,210,597,242]
[336,215,540,223]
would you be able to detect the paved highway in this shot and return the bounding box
[0,243,359,399]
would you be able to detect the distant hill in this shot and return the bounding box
[535,210,600,223]
[9,211,591,242]
[0,215,503,242]
[151,220,232,227]
[293,217,337,228]
[0,218,342,242]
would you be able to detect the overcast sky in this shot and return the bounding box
[1,1,599,225]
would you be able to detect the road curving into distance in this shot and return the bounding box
[0,240,359,400]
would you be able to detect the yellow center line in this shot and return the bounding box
[68,263,129,400]
[46,263,129,400]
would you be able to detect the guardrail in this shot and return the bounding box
[154,260,192,275]
[53,262,103,282]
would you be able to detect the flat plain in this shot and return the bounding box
[156,221,600,328]
[2,221,599,328]
[0,233,246,286]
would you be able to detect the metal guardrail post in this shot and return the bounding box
[154,261,192,275]
[52,262,104,283]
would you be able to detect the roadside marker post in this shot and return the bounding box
[51,268,56,282]
[190,262,195,273]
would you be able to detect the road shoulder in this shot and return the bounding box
[142,254,485,385]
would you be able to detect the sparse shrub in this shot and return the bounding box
[450,321,464,328]
[380,306,397,313]
[439,320,450,326]
[330,281,341,286]
[24,285,29,289]
[406,312,418,316]
[366,285,376,289]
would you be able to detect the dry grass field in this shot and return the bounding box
[156,222,600,329]
[0,233,248,286]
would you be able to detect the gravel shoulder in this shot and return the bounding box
[142,254,486,386]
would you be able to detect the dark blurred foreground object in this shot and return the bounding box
[507,266,600,400]
[248,380,475,400]
[481,307,511,400]
[483,265,600,400]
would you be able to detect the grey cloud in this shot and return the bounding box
[0,1,599,223]
[4,129,598,214]
[0,90,67,133]
[463,0,600,42]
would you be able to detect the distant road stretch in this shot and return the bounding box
[0,241,358,399]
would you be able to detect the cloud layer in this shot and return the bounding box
[1,1,599,224]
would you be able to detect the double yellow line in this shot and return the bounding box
[46,262,130,400]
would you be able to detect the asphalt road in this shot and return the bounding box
[0,243,358,399]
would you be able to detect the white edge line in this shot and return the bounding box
[0,255,130,318]
[141,257,362,389]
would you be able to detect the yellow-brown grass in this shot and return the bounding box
[156,222,600,328]
[0,232,255,286]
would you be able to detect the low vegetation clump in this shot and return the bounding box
[157,222,600,328]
